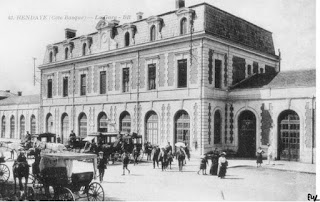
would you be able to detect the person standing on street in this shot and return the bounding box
[197,155,208,175]
[209,148,219,175]
[122,151,130,175]
[97,151,107,183]
[217,152,228,178]
[256,147,264,167]
[267,143,275,165]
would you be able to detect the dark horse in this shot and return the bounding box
[13,162,29,193]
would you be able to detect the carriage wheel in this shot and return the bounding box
[87,182,104,201]
[0,164,10,182]
[56,187,75,201]
[26,186,35,201]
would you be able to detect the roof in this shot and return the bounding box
[232,69,316,90]
[0,94,40,106]
[42,152,97,160]
[0,91,16,98]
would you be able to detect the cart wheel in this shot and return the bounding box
[56,187,75,201]
[87,182,104,201]
[26,186,35,201]
[0,164,10,182]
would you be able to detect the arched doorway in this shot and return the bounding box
[145,111,158,145]
[174,110,190,147]
[278,110,300,161]
[61,113,69,144]
[46,113,53,133]
[238,111,256,157]
[119,111,131,133]
[78,113,87,138]
[98,112,108,132]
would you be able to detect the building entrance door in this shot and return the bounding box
[278,110,300,161]
[174,110,190,151]
[238,111,256,157]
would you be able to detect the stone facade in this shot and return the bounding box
[0,1,316,163]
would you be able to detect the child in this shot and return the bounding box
[197,155,208,175]
[122,151,130,175]
[97,151,107,183]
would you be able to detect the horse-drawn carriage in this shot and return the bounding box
[29,152,104,201]
[0,150,10,183]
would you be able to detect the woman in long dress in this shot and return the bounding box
[256,147,264,167]
[209,152,219,175]
[217,152,228,178]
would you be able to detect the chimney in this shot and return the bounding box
[18,91,22,96]
[176,0,185,9]
[136,12,143,20]
[65,28,77,39]
[5,90,10,93]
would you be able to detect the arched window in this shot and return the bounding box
[145,111,158,144]
[125,32,130,47]
[46,113,53,133]
[65,47,69,59]
[120,111,131,133]
[82,43,87,56]
[61,113,69,144]
[180,18,187,35]
[79,113,87,138]
[278,110,300,161]
[20,115,25,139]
[1,116,5,138]
[150,25,156,41]
[98,112,108,132]
[174,110,190,146]
[10,116,15,138]
[30,115,36,135]
[49,51,53,63]
[214,111,221,144]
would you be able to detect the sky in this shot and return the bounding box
[0,0,316,95]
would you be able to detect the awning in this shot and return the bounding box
[83,136,95,142]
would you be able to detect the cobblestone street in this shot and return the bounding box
[2,155,315,201]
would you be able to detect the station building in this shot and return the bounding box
[0,0,316,163]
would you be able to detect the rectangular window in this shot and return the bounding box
[232,56,246,85]
[100,71,107,94]
[148,64,156,90]
[47,79,52,98]
[253,62,259,74]
[122,68,129,92]
[63,77,68,97]
[80,74,86,96]
[178,59,187,88]
[215,59,222,88]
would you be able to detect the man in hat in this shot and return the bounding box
[97,151,107,183]
[122,151,130,175]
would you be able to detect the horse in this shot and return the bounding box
[151,147,160,169]
[176,148,186,172]
[13,162,30,193]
